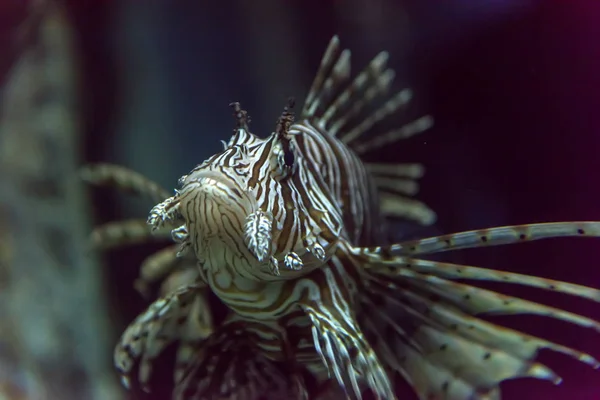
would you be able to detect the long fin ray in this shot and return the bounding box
[379,192,437,226]
[305,49,351,120]
[365,261,600,332]
[374,176,419,196]
[300,36,432,151]
[345,219,600,398]
[340,88,413,145]
[135,246,200,298]
[352,115,433,155]
[299,36,436,229]
[301,300,392,400]
[89,218,170,250]
[321,52,391,125]
[114,284,210,393]
[302,35,341,118]
[368,273,599,367]
[175,321,307,400]
[363,222,600,255]
[369,256,600,303]
[357,269,597,399]
[81,163,170,202]
[366,162,425,180]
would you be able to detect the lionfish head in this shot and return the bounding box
[155,100,343,280]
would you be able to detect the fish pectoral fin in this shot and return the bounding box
[300,300,394,400]
[359,275,573,400]
[370,221,600,256]
[174,321,307,400]
[80,163,171,202]
[354,249,600,399]
[89,218,170,251]
[352,222,600,329]
[114,282,212,393]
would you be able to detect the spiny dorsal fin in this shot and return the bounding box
[301,35,431,152]
[299,36,437,227]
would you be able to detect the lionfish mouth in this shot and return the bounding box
[177,172,256,252]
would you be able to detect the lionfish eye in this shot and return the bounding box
[283,146,295,168]
[271,138,297,180]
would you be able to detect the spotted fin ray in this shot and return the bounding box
[349,221,600,399]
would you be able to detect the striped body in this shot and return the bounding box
[291,120,385,246]
[173,119,378,304]
[88,35,600,400]
[161,111,384,384]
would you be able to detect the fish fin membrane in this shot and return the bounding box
[300,35,435,227]
[174,321,308,400]
[300,36,430,152]
[114,284,213,393]
[348,222,600,399]
[301,299,393,400]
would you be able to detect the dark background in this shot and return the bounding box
[3,0,600,399]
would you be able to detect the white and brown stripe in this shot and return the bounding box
[108,35,600,400]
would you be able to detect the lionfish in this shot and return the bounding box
[83,36,600,399]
